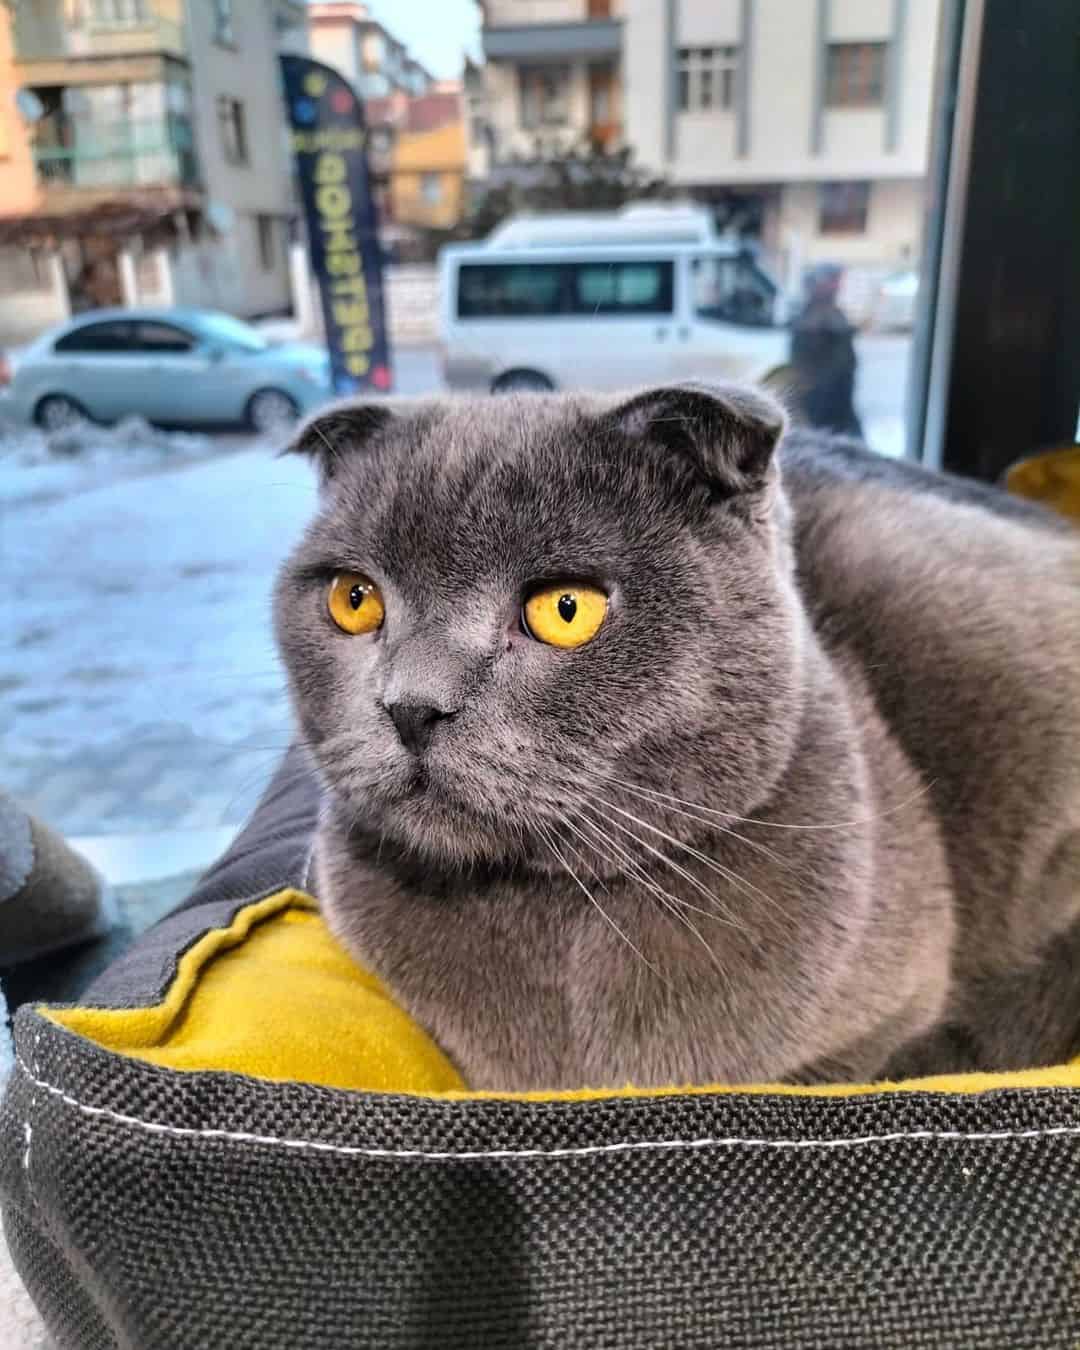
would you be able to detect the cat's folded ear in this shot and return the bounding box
[282,402,395,486]
[606,382,786,501]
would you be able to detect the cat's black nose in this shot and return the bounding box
[387,701,452,756]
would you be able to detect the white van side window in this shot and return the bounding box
[457,261,674,319]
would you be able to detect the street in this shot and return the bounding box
[1,337,910,843]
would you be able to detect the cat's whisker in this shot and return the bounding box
[564,810,738,931]
[583,793,786,923]
[536,820,666,983]
[590,769,935,834]
[588,776,796,873]
[562,811,731,982]
[575,800,749,932]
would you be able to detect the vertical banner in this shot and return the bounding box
[280,54,392,396]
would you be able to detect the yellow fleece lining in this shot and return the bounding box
[43,891,1080,1100]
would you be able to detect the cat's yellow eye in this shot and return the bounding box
[328,572,385,635]
[523,582,608,649]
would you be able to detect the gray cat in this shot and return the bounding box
[274,385,1080,1091]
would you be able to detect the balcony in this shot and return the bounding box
[13,8,187,68]
[33,119,200,194]
[482,18,621,63]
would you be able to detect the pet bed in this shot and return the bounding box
[2,747,1078,1349]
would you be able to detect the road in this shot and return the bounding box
[1,337,911,843]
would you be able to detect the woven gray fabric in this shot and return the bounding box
[2,1009,1080,1348]
[1,747,1079,1348]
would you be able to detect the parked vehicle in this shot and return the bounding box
[6,308,333,432]
[872,270,920,332]
[438,208,789,394]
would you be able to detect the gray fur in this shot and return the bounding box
[274,387,1080,1090]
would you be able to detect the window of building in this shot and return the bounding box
[257,215,276,271]
[456,261,674,319]
[420,174,443,205]
[135,322,195,354]
[825,42,887,108]
[88,0,149,26]
[819,181,872,234]
[677,47,739,113]
[520,67,570,129]
[217,96,248,165]
[211,0,235,46]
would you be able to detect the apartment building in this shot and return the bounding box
[1,0,307,334]
[479,0,623,161]
[624,0,941,275]
[307,2,434,100]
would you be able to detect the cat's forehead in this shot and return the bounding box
[309,396,685,585]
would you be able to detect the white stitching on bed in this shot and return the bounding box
[15,1055,1080,1162]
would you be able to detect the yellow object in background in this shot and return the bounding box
[1005,444,1080,523]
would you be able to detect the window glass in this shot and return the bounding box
[54,321,136,353]
[194,313,268,352]
[136,322,195,354]
[692,256,776,327]
[457,263,566,317]
[826,43,887,108]
[819,182,872,235]
[677,46,739,112]
[573,261,674,315]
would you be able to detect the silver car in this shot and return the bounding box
[6,307,333,433]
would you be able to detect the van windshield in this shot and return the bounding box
[692,256,777,328]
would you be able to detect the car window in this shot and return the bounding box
[195,313,268,353]
[53,321,137,354]
[692,256,776,327]
[457,262,568,317]
[136,322,196,354]
[572,261,673,316]
[457,260,674,318]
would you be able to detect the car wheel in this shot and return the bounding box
[247,388,299,435]
[34,394,88,432]
[491,369,555,395]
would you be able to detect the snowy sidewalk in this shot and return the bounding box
[2,441,316,840]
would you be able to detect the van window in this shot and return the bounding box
[458,264,566,317]
[692,256,776,328]
[573,261,673,315]
[457,260,674,319]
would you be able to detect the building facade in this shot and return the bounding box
[2,0,306,332]
[624,0,942,279]
[307,2,434,101]
[479,0,623,161]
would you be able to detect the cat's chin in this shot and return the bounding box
[336,770,528,872]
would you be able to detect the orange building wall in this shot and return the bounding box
[0,3,40,216]
[391,119,467,230]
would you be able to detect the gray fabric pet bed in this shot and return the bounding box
[2,747,1079,1348]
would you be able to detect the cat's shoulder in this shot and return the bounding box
[778,427,1071,535]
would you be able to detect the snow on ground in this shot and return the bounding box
[0,414,224,508]
[2,441,316,837]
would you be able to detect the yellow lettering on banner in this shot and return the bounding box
[342,326,375,352]
[322,225,357,254]
[333,300,370,327]
[346,354,371,376]
[327,252,361,277]
[291,129,365,154]
[314,153,346,185]
[316,184,351,218]
[332,274,369,300]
